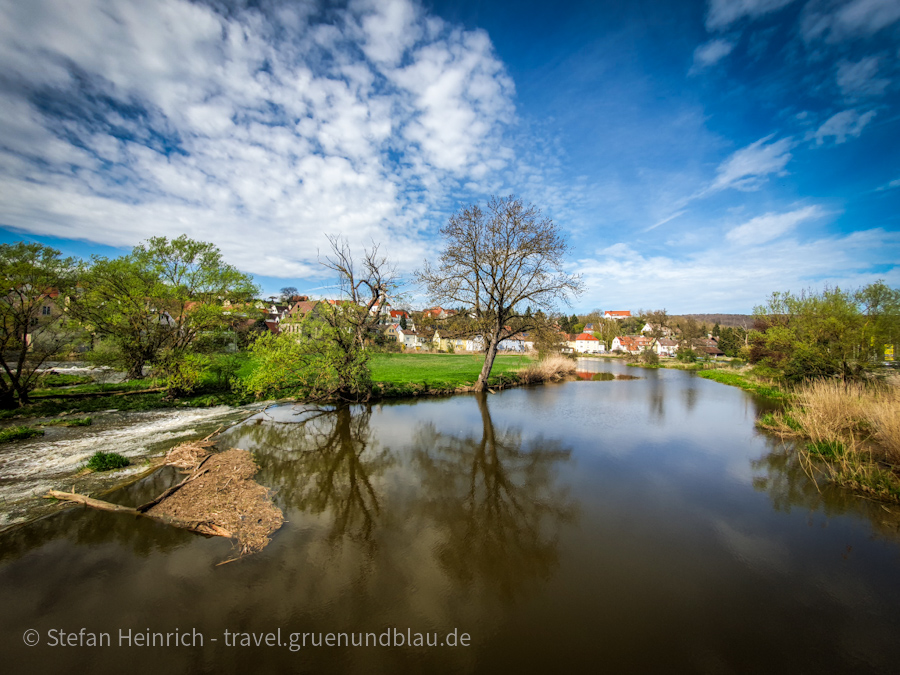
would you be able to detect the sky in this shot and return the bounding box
[0,0,898,313]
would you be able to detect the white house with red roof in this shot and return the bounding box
[612,335,652,353]
[574,332,604,354]
[604,310,631,320]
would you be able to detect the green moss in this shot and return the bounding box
[41,417,93,428]
[85,451,130,472]
[0,425,44,443]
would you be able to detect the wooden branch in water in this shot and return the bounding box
[43,489,232,539]
[44,490,137,513]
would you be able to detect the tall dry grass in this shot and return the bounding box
[770,378,900,501]
[518,354,576,384]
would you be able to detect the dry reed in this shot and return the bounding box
[518,354,577,384]
[774,378,900,501]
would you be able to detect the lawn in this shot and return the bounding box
[369,352,532,389]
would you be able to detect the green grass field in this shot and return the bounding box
[369,352,532,389]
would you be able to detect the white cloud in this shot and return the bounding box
[708,135,793,192]
[802,0,900,42]
[706,0,796,31]
[725,205,825,245]
[813,109,877,144]
[691,38,736,71]
[836,56,890,97]
[576,227,900,313]
[0,0,516,279]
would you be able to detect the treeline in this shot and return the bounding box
[0,237,260,408]
[747,283,899,381]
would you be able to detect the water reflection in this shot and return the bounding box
[238,406,392,545]
[414,394,576,600]
[752,437,900,539]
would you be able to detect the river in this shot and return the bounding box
[1,358,898,673]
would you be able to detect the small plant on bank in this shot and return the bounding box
[85,451,131,472]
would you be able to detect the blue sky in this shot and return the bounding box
[0,0,897,313]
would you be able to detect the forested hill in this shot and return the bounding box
[676,314,753,328]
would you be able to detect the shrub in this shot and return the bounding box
[157,352,210,396]
[85,451,130,472]
[676,348,698,363]
[782,343,841,382]
[639,349,659,365]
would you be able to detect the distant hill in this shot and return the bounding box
[676,314,754,329]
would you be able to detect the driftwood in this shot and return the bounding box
[44,489,233,539]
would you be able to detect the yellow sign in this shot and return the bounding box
[886,344,895,362]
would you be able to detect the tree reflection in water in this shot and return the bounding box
[414,393,577,600]
[240,405,392,545]
[751,436,900,539]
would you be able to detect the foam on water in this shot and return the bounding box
[0,405,247,507]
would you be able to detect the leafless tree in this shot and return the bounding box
[417,196,583,392]
[320,234,398,350]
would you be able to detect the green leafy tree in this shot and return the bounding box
[750,282,900,380]
[0,243,78,407]
[417,196,583,392]
[71,235,257,381]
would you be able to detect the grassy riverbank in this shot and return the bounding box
[757,379,900,502]
[1,352,566,423]
[697,369,787,400]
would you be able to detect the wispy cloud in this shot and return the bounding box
[691,38,736,71]
[802,0,900,42]
[706,0,797,31]
[725,205,826,245]
[836,56,890,97]
[708,135,793,192]
[812,109,877,144]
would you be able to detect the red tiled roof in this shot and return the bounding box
[605,310,631,317]
[575,333,599,341]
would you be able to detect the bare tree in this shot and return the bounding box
[246,235,399,402]
[417,196,583,392]
[320,234,397,350]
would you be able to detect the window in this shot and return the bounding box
[42,305,52,316]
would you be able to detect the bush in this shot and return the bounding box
[782,343,841,382]
[639,349,659,365]
[676,348,698,363]
[208,355,242,390]
[157,352,210,396]
[85,451,130,471]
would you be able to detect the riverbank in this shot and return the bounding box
[757,378,900,503]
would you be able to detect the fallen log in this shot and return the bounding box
[43,489,233,539]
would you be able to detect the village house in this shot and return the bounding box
[398,326,426,350]
[604,311,631,320]
[641,322,674,337]
[573,332,604,354]
[611,335,652,354]
[654,338,679,357]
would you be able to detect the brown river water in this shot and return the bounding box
[1,358,899,673]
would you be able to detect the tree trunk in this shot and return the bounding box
[475,335,500,392]
[125,358,145,381]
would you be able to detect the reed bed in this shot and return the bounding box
[758,379,900,501]
[517,354,577,384]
